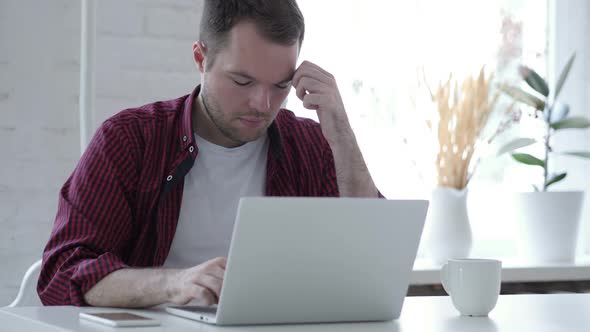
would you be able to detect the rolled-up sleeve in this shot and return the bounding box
[319,140,385,199]
[319,140,339,197]
[38,120,137,306]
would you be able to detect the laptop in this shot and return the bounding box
[166,197,428,326]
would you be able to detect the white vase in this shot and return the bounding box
[423,186,473,264]
[513,191,584,263]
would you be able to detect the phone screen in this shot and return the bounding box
[85,312,152,321]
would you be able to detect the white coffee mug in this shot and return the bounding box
[441,258,502,316]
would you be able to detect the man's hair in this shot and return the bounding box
[199,0,305,69]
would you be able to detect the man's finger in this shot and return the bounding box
[188,265,225,284]
[300,60,333,79]
[296,81,307,101]
[297,60,333,82]
[293,62,332,88]
[194,274,223,300]
[209,257,227,269]
[303,93,328,110]
[295,77,324,101]
[204,265,226,280]
[192,285,218,306]
[183,284,217,306]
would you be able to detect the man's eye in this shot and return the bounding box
[276,83,291,89]
[233,80,251,86]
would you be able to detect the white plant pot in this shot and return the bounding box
[513,191,584,263]
[423,186,473,264]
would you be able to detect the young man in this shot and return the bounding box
[38,0,381,307]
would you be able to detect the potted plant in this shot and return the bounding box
[421,68,500,264]
[498,53,590,263]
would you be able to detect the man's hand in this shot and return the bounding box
[83,257,227,308]
[292,60,379,198]
[292,61,354,145]
[167,257,227,306]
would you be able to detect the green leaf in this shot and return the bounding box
[511,153,545,168]
[520,65,549,97]
[554,53,576,101]
[498,84,546,110]
[551,116,590,130]
[496,138,537,156]
[546,172,567,188]
[560,151,590,159]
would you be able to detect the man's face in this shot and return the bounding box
[197,21,299,146]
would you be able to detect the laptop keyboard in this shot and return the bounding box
[175,305,218,314]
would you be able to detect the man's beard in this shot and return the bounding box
[200,86,271,145]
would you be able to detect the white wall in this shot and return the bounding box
[0,0,81,306]
[93,0,202,130]
[550,0,590,256]
[0,0,202,306]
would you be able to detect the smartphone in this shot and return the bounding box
[79,312,161,327]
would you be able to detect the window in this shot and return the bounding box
[288,0,548,258]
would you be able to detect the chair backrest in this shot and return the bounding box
[8,259,43,307]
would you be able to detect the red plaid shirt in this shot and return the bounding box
[38,86,341,306]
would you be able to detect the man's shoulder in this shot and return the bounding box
[274,109,324,140]
[104,94,190,128]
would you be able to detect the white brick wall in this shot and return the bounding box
[0,0,81,305]
[0,0,203,306]
[93,0,202,128]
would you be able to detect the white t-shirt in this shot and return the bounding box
[163,133,269,268]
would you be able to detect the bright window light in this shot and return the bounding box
[288,0,547,258]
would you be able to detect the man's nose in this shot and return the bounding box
[249,87,271,113]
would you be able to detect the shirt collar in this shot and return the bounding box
[267,117,284,162]
[181,85,284,160]
[180,86,199,153]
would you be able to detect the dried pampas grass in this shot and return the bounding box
[426,68,499,189]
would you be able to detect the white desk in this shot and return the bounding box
[2,294,589,331]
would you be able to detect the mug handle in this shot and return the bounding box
[440,263,451,295]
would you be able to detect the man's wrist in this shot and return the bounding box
[326,128,379,198]
[325,126,356,150]
[163,268,181,303]
[328,131,361,162]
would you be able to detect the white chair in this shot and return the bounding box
[7,259,43,307]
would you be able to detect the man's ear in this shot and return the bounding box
[193,41,206,73]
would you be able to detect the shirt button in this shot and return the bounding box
[182,135,187,142]
[189,146,194,153]
[166,175,173,182]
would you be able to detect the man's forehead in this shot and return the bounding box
[220,47,298,84]
[214,21,299,79]
[226,67,295,83]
